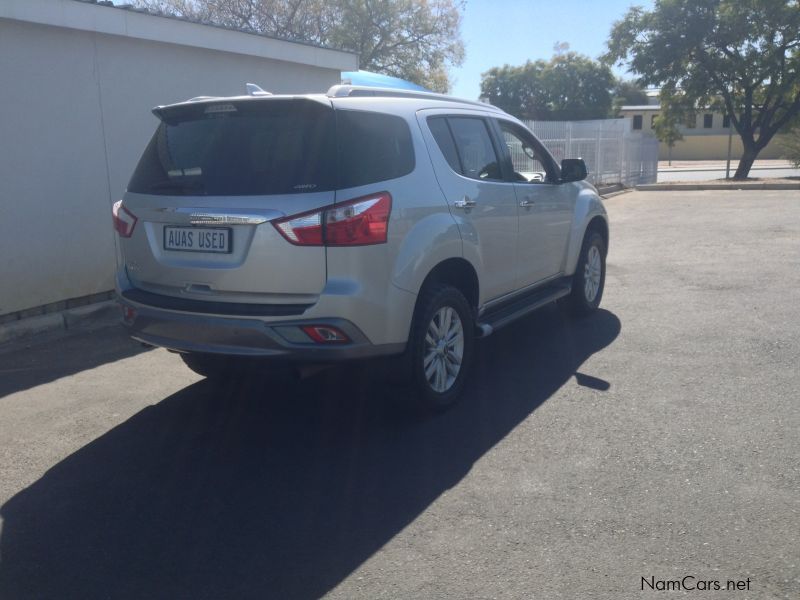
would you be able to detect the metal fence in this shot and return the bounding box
[522,118,659,186]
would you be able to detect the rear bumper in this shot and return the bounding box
[114,253,418,359]
[119,286,312,317]
[119,296,404,360]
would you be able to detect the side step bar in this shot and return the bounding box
[476,279,572,338]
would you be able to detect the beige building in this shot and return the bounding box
[618,104,789,161]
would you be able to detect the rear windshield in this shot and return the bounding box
[128,100,414,196]
[128,100,337,196]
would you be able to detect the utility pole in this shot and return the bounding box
[725,118,733,179]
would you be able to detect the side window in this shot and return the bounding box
[497,121,551,183]
[336,110,415,188]
[428,117,462,173]
[446,117,503,181]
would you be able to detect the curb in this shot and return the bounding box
[596,183,623,195]
[658,165,796,174]
[601,188,632,199]
[596,183,633,199]
[0,300,119,345]
[636,183,800,191]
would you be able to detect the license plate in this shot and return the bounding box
[163,226,231,253]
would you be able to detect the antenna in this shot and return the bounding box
[246,83,272,97]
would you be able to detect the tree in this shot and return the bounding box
[652,112,684,166]
[604,0,800,179]
[612,79,649,115]
[134,0,464,92]
[480,52,615,120]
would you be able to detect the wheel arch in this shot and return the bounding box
[586,215,609,251]
[417,257,480,317]
[564,188,609,276]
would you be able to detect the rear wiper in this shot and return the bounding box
[148,180,205,194]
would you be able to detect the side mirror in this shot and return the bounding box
[561,158,587,182]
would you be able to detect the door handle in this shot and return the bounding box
[519,196,536,208]
[454,196,477,209]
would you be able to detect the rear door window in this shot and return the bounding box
[336,110,415,188]
[128,100,336,196]
[433,117,503,181]
[427,117,462,173]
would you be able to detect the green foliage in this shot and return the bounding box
[604,0,800,179]
[781,128,800,167]
[134,0,465,92]
[612,79,649,112]
[611,79,651,116]
[652,87,687,147]
[480,52,615,120]
[652,112,683,147]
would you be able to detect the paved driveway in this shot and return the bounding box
[0,190,798,599]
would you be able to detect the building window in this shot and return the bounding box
[651,115,657,128]
[633,115,643,130]
[685,112,697,129]
[722,114,731,128]
[703,114,713,128]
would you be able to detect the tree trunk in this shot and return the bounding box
[733,143,758,179]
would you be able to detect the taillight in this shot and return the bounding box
[325,193,391,246]
[112,200,138,238]
[272,192,391,247]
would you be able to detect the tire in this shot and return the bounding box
[406,283,475,413]
[180,352,243,380]
[561,230,606,316]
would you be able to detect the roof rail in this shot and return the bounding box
[326,84,503,112]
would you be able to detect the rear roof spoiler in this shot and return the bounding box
[152,96,331,122]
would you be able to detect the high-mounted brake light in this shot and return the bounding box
[112,200,138,238]
[272,192,392,247]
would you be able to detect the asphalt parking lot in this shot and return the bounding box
[0,190,798,599]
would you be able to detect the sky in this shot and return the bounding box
[107,0,653,96]
[450,0,656,100]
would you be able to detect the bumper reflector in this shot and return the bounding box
[122,305,137,323]
[301,325,350,344]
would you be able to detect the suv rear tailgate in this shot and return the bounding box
[121,192,333,302]
[119,97,335,304]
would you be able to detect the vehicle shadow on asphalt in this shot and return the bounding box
[0,306,620,600]
[0,324,148,399]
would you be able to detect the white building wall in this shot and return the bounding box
[0,7,356,316]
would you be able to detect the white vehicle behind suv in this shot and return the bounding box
[114,84,609,411]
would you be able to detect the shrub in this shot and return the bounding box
[781,129,800,168]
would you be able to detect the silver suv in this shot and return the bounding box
[114,84,609,410]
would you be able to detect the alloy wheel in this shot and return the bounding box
[584,244,602,303]
[423,306,464,393]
